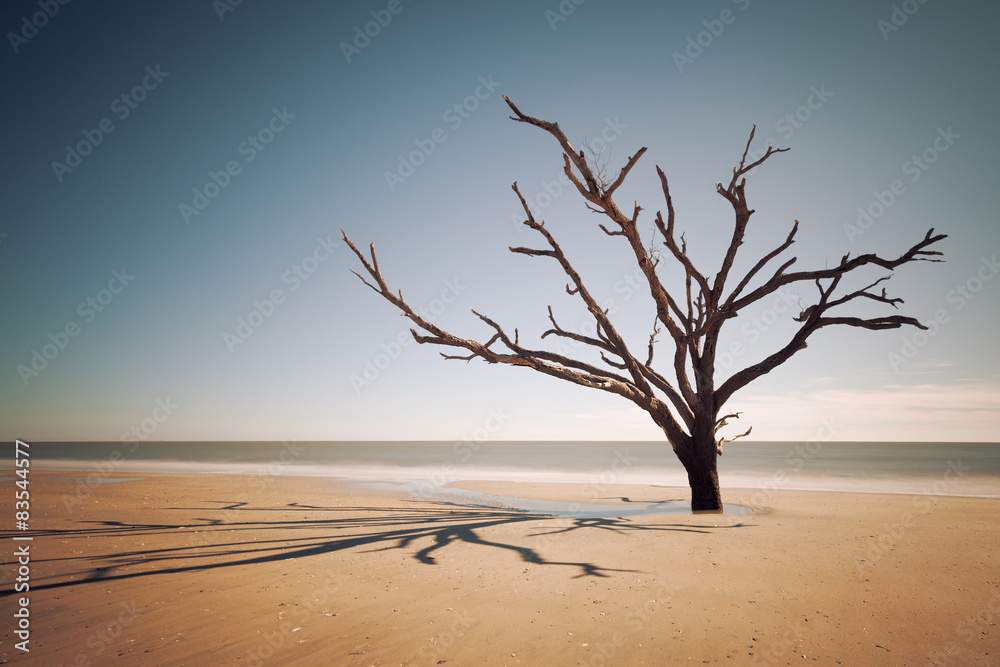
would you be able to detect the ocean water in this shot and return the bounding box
[6,440,1000,499]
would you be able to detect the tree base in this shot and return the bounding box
[688,465,723,513]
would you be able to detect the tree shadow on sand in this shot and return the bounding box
[8,498,750,594]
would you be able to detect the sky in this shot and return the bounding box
[2,1,998,443]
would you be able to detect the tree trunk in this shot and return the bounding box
[676,427,723,512]
[686,459,723,512]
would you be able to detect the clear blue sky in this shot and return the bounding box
[2,1,998,443]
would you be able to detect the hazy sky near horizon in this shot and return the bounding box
[2,1,999,443]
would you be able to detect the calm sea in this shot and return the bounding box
[6,440,1000,499]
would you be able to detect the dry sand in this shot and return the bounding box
[2,472,998,666]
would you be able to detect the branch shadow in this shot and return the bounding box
[7,498,749,595]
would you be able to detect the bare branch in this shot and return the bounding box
[730,228,947,313]
[605,147,648,197]
[441,351,478,361]
[821,275,901,310]
[345,204,679,436]
[716,427,752,455]
[505,96,601,200]
[584,137,611,190]
[653,168,712,300]
[714,412,742,432]
[600,352,628,370]
[713,412,752,455]
[645,319,660,367]
[723,427,753,443]
[541,306,616,355]
[724,125,790,193]
[724,219,800,307]
[634,364,695,430]
[510,245,557,258]
[708,132,793,328]
[815,314,928,330]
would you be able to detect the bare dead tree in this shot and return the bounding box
[344,97,946,512]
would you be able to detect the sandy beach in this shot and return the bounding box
[3,472,998,666]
